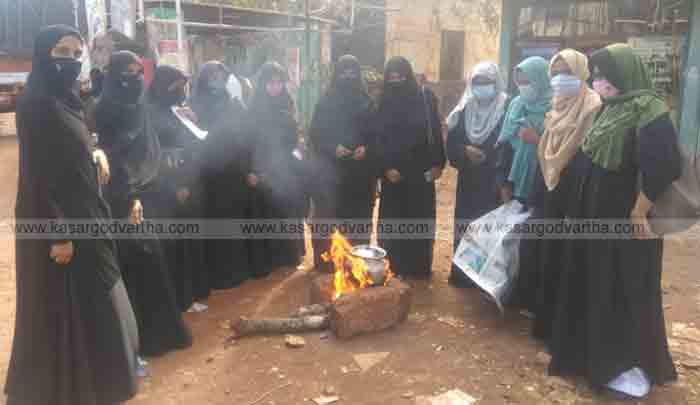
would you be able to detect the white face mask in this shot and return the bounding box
[550,74,582,98]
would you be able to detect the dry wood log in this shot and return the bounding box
[230,315,330,339]
[289,303,332,318]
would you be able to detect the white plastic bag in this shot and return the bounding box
[452,200,531,312]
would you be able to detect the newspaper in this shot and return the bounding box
[453,201,531,313]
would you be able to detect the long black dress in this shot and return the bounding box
[148,66,209,311]
[309,55,376,267]
[96,51,192,356]
[376,57,446,278]
[192,62,251,289]
[6,25,138,405]
[446,104,508,287]
[546,114,680,389]
[246,62,306,277]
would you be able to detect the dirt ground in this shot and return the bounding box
[0,136,699,404]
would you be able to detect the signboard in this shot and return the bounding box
[158,40,185,71]
[628,36,675,96]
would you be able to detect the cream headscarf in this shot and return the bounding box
[538,49,602,191]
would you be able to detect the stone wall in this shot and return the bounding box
[385,0,500,83]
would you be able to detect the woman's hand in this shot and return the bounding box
[130,199,144,225]
[430,166,443,181]
[499,185,513,203]
[385,169,402,184]
[336,145,353,159]
[631,192,656,240]
[518,127,540,145]
[246,174,258,188]
[176,187,191,204]
[93,149,110,186]
[175,106,198,123]
[50,241,74,265]
[353,146,367,161]
[630,211,656,240]
[464,145,486,164]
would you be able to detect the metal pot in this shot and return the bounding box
[351,245,388,285]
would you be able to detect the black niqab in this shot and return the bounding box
[191,61,235,128]
[249,61,294,116]
[315,55,372,149]
[376,56,429,173]
[96,51,160,199]
[147,65,188,108]
[23,24,84,110]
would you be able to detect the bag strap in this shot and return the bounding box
[422,86,435,147]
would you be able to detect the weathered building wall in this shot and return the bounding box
[385,0,500,82]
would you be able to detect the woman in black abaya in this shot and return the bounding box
[6,25,138,405]
[376,57,446,279]
[148,65,209,311]
[245,62,305,277]
[96,51,192,356]
[192,61,251,289]
[309,55,376,268]
[545,44,679,398]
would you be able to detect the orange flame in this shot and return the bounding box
[321,231,393,300]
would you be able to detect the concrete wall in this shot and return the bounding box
[385,0,500,82]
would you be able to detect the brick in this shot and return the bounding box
[330,278,412,339]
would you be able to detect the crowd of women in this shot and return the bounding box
[6,24,682,404]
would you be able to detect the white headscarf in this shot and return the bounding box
[226,73,244,104]
[446,61,508,145]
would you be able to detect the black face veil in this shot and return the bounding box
[96,51,160,199]
[24,24,84,108]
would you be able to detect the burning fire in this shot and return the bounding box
[321,231,393,300]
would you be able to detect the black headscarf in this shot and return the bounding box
[310,55,372,152]
[191,61,237,130]
[249,61,294,116]
[96,51,160,200]
[23,24,84,111]
[147,65,188,108]
[376,56,426,147]
[192,61,247,171]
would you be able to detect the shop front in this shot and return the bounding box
[499,0,698,151]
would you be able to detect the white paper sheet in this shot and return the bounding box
[171,107,209,140]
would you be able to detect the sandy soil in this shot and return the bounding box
[0,137,698,404]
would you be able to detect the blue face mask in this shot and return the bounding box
[518,84,538,102]
[550,74,582,98]
[472,84,496,101]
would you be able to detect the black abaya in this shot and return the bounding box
[96,51,192,356]
[376,57,446,278]
[245,62,305,277]
[192,62,251,289]
[546,115,680,389]
[309,55,376,267]
[148,65,209,311]
[6,25,138,405]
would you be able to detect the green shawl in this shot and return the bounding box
[581,43,668,171]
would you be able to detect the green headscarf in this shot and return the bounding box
[498,56,552,200]
[582,43,668,171]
